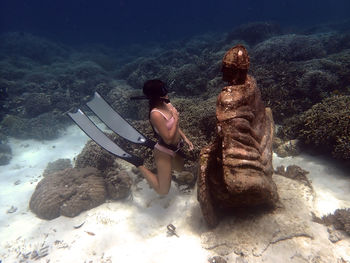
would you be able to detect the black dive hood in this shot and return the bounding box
[130,79,170,103]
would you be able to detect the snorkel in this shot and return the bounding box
[130,79,170,104]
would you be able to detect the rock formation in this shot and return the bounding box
[29,167,106,220]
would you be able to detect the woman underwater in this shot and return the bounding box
[137,79,193,195]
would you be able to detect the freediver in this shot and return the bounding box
[135,79,194,195]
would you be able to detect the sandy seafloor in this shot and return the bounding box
[1,124,350,263]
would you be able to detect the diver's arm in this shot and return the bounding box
[150,111,179,144]
[179,128,194,151]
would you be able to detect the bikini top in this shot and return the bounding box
[150,108,175,133]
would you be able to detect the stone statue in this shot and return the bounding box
[197,44,279,227]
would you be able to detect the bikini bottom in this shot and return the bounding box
[154,139,184,158]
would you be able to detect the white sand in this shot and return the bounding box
[273,154,350,216]
[1,125,350,262]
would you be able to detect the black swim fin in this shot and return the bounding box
[86,92,156,149]
[68,109,143,167]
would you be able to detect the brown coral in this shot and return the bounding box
[105,170,133,200]
[75,139,115,171]
[29,167,106,220]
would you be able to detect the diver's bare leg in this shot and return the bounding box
[138,149,172,195]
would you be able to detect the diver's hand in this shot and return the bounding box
[169,106,179,122]
[185,138,194,151]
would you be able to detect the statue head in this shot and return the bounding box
[221,44,250,85]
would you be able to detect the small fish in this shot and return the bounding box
[85,231,95,236]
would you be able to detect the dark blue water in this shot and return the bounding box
[1,0,349,46]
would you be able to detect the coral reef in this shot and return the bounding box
[0,32,69,64]
[226,21,282,46]
[0,33,119,140]
[42,159,72,177]
[116,45,221,96]
[24,93,51,118]
[107,81,149,120]
[279,95,350,161]
[29,167,106,220]
[0,22,349,166]
[252,34,326,64]
[74,139,116,172]
[252,34,350,122]
[0,112,66,140]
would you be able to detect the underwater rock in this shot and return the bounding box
[327,226,345,243]
[208,255,227,263]
[29,167,106,220]
[275,165,312,189]
[320,208,350,235]
[173,171,196,187]
[274,139,301,157]
[0,142,12,165]
[198,45,278,228]
[226,21,282,46]
[200,174,319,260]
[43,158,72,177]
[75,139,115,172]
[105,170,132,200]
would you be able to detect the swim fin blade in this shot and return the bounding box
[68,109,143,167]
[86,92,156,149]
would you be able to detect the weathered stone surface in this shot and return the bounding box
[216,78,277,203]
[275,165,312,189]
[29,167,106,220]
[200,174,317,260]
[198,45,278,228]
[105,170,132,200]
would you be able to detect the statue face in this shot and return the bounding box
[221,66,247,85]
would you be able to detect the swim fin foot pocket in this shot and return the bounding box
[68,92,155,167]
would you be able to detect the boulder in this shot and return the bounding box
[105,170,133,200]
[29,167,106,220]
